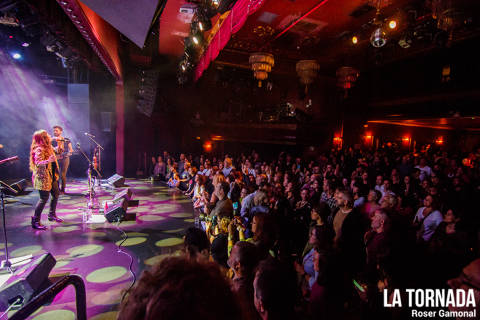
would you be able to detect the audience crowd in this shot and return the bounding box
[122,147,480,320]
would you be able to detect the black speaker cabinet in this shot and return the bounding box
[105,199,128,223]
[107,174,125,188]
[0,253,56,311]
[113,188,139,207]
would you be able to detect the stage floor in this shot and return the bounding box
[1,179,195,320]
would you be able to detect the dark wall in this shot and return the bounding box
[88,70,117,177]
[121,65,341,175]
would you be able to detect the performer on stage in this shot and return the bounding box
[52,125,73,193]
[29,130,63,230]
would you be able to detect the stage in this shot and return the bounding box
[1,179,195,320]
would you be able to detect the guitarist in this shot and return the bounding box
[52,125,73,194]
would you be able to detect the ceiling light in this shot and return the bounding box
[192,36,199,45]
[181,65,186,71]
[198,22,204,31]
[75,20,81,24]
[22,42,30,47]
[66,8,73,12]
[389,20,397,29]
[71,15,77,18]
[352,36,358,44]
[11,52,22,60]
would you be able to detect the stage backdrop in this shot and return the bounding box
[0,50,90,180]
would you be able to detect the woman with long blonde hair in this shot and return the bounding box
[30,129,63,230]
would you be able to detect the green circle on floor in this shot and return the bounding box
[53,226,80,233]
[67,244,104,258]
[115,237,147,246]
[155,237,183,247]
[138,215,165,222]
[10,245,43,258]
[9,306,43,318]
[84,231,107,238]
[164,228,185,234]
[54,260,71,268]
[170,212,192,218]
[0,243,13,249]
[62,213,80,220]
[32,310,75,320]
[117,220,137,227]
[86,266,128,283]
[90,311,119,320]
[126,232,148,237]
[144,254,169,266]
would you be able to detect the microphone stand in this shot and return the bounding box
[0,157,19,274]
[76,144,97,211]
[86,135,104,177]
[0,186,14,273]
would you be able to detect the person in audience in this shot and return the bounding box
[207,181,233,219]
[362,189,381,219]
[147,156,156,177]
[227,242,261,320]
[184,227,210,262]
[333,190,366,276]
[374,175,384,194]
[119,256,241,320]
[223,157,234,177]
[153,146,480,320]
[178,153,186,174]
[353,184,366,208]
[154,155,166,180]
[447,259,480,316]
[320,179,337,212]
[429,208,471,281]
[254,258,297,320]
[415,157,432,181]
[295,225,325,291]
[413,194,443,242]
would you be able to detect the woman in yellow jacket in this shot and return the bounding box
[29,130,63,230]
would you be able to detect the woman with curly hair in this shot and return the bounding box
[29,129,63,230]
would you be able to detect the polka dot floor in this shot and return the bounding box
[1,179,195,319]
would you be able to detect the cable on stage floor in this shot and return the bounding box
[114,222,137,303]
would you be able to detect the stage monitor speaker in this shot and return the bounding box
[107,174,125,188]
[11,179,26,193]
[105,199,128,223]
[0,253,56,311]
[112,188,139,207]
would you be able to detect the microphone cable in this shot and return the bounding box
[114,221,137,303]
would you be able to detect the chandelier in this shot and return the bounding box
[336,66,359,97]
[296,60,320,94]
[249,53,274,87]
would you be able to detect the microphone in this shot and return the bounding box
[84,132,95,138]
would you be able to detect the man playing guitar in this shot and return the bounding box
[52,125,73,194]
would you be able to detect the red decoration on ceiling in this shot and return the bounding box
[194,0,267,81]
[56,0,122,81]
